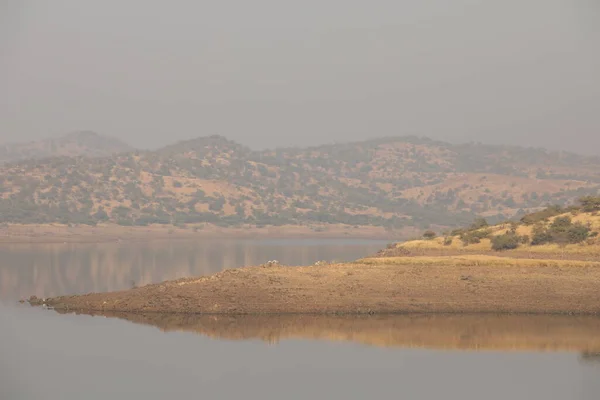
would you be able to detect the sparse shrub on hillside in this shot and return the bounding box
[422,230,437,240]
[579,196,600,212]
[530,218,590,245]
[460,229,491,245]
[520,205,564,225]
[450,228,465,236]
[531,225,553,245]
[208,196,226,212]
[469,217,488,230]
[550,216,572,233]
[443,236,453,246]
[567,223,590,244]
[116,218,134,226]
[93,208,109,221]
[491,232,521,251]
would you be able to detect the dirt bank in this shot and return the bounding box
[0,223,407,244]
[54,311,600,353]
[32,258,600,314]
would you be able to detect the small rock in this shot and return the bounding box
[263,260,281,267]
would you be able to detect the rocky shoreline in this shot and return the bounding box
[28,258,600,315]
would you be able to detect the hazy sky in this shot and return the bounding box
[1,1,599,152]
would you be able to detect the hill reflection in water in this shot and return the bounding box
[0,239,386,301]
[57,311,600,354]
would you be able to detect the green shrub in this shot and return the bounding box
[422,230,437,240]
[450,228,465,236]
[550,216,572,233]
[491,233,521,251]
[579,196,600,212]
[530,219,590,245]
[531,229,553,245]
[460,229,491,245]
[469,217,489,230]
[443,236,453,246]
[567,223,590,244]
[520,205,563,225]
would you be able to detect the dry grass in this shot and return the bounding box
[358,255,600,268]
[393,210,600,258]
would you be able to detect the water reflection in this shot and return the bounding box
[581,352,600,363]
[0,239,386,301]
[54,311,600,354]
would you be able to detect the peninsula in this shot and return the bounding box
[29,202,600,315]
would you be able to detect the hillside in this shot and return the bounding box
[0,131,132,163]
[380,197,600,258]
[1,135,600,230]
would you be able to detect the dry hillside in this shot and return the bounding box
[1,135,600,229]
[381,197,600,259]
[0,131,132,163]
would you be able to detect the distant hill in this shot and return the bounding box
[0,131,133,163]
[1,135,599,229]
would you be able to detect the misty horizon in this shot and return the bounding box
[4,129,600,158]
[2,1,599,154]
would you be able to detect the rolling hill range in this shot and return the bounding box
[1,135,599,230]
[0,131,132,163]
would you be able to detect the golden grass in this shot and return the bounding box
[399,238,493,251]
[358,255,600,268]
[517,243,600,255]
[394,210,600,257]
[570,212,600,230]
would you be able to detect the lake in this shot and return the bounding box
[1,239,599,400]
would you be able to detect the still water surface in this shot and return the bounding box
[1,239,599,399]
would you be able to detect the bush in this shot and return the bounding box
[460,229,491,245]
[491,233,521,251]
[520,205,563,225]
[579,196,600,212]
[469,217,489,230]
[550,216,572,233]
[443,236,453,246]
[450,228,465,236]
[422,230,437,240]
[567,223,590,244]
[530,219,590,245]
[531,229,553,245]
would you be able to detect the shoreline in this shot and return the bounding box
[0,223,409,244]
[31,256,600,315]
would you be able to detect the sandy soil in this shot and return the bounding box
[56,311,600,353]
[0,223,408,243]
[33,259,600,314]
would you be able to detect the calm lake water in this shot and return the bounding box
[1,239,599,400]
